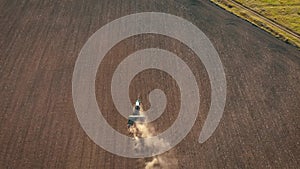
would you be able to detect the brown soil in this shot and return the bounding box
[0,0,299,168]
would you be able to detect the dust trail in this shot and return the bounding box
[130,121,178,169]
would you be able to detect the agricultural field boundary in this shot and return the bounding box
[210,0,300,48]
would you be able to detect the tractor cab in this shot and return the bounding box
[127,100,145,128]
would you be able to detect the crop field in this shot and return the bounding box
[1,0,299,168]
[211,0,300,47]
[235,0,300,34]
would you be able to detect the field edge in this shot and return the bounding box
[210,0,300,49]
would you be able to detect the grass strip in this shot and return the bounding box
[210,0,300,48]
